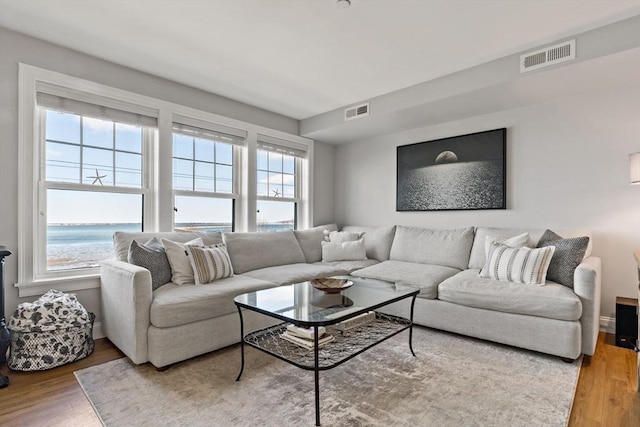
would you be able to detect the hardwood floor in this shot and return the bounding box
[0,333,638,426]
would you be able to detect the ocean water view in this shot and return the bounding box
[47,222,294,271]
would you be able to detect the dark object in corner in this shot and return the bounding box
[615,296,638,350]
[0,246,13,388]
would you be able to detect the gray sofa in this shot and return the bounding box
[100,224,600,368]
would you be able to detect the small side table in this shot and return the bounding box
[0,246,12,389]
[615,297,638,349]
[634,251,640,393]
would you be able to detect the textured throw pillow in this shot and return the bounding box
[184,244,234,285]
[321,239,367,262]
[484,232,530,256]
[536,230,590,288]
[323,230,363,243]
[128,238,172,291]
[480,242,556,285]
[162,237,204,285]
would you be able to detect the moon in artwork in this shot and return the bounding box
[435,150,458,164]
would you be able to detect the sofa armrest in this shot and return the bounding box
[100,259,153,364]
[573,256,601,356]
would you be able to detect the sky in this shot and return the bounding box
[46,111,295,224]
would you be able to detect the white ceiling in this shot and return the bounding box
[0,0,639,120]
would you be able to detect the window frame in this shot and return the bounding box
[256,150,303,231]
[171,130,241,233]
[17,64,313,297]
[36,109,155,279]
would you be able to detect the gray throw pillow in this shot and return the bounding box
[128,238,172,291]
[536,230,589,288]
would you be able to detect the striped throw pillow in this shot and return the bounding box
[479,242,555,285]
[185,244,234,285]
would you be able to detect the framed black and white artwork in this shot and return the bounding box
[396,128,506,211]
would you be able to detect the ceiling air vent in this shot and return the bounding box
[345,103,369,121]
[520,39,575,73]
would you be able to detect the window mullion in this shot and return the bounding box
[191,137,196,191]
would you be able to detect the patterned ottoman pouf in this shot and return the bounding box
[7,289,94,371]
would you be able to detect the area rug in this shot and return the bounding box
[75,327,581,426]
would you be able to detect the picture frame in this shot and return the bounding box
[396,128,506,211]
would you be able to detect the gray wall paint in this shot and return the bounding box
[334,86,640,320]
[0,28,336,326]
[301,16,640,144]
[312,141,336,226]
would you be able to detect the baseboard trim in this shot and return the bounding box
[93,321,105,339]
[600,316,615,334]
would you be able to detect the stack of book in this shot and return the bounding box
[335,311,376,332]
[281,325,335,349]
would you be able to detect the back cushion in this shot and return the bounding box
[293,224,338,263]
[223,230,306,274]
[390,226,474,270]
[341,225,396,261]
[113,231,223,262]
[468,227,546,269]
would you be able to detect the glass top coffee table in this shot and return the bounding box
[234,276,419,426]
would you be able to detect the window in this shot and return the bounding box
[39,102,155,275]
[171,121,245,233]
[18,65,312,296]
[256,135,307,232]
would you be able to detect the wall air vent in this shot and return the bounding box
[520,39,575,73]
[344,103,369,121]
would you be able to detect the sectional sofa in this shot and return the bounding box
[100,224,600,368]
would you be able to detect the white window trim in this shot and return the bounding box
[17,64,313,297]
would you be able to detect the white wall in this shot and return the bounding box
[311,140,336,226]
[335,86,640,320]
[0,27,334,329]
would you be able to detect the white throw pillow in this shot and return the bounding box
[185,244,234,285]
[484,232,530,256]
[479,242,555,285]
[162,237,204,285]
[321,239,367,262]
[323,230,363,243]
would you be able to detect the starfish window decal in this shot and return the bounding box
[272,189,281,197]
[86,169,107,185]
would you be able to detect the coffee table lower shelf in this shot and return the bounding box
[242,312,412,370]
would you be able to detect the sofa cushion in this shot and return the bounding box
[185,244,234,285]
[438,269,582,321]
[479,243,556,286]
[389,226,474,270]
[321,239,367,262]
[162,238,204,286]
[325,230,363,243]
[223,230,306,274]
[127,238,172,291]
[468,227,545,269]
[241,263,346,286]
[293,224,338,263]
[313,259,379,273]
[113,231,223,262]
[351,260,460,299]
[483,232,530,256]
[150,275,276,328]
[537,230,590,289]
[341,226,396,261]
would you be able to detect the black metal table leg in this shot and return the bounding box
[409,294,417,357]
[314,325,320,426]
[235,305,245,381]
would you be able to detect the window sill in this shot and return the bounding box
[15,274,101,297]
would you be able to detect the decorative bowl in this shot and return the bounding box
[310,278,353,294]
